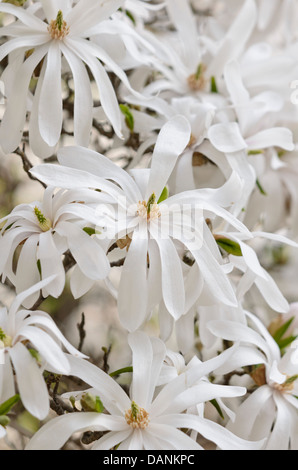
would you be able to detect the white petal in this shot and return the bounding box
[92,429,132,450]
[40,0,73,22]
[158,414,264,450]
[266,393,291,450]
[9,342,49,420]
[57,146,141,203]
[0,46,48,154]
[146,116,191,201]
[9,275,57,317]
[15,236,40,309]
[207,0,257,77]
[118,225,148,332]
[66,355,130,415]
[208,123,247,153]
[128,332,153,409]
[70,265,95,299]
[0,3,47,30]
[246,128,294,151]
[60,43,93,147]
[39,231,65,298]
[65,38,122,138]
[146,422,202,450]
[66,0,124,36]
[151,236,185,320]
[29,60,57,159]
[38,41,62,146]
[26,412,127,450]
[55,221,110,281]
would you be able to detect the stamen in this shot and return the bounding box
[34,207,52,232]
[125,401,150,429]
[48,10,70,40]
[273,375,298,393]
[136,193,161,221]
[188,63,207,92]
[0,328,12,348]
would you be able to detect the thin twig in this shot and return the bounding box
[15,147,47,189]
[77,313,86,352]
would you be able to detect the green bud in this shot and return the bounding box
[120,104,134,133]
[0,415,10,427]
[3,0,27,6]
[157,186,169,204]
[146,193,156,215]
[0,394,20,416]
[215,236,242,257]
[80,393,104,413]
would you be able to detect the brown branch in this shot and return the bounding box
[77,313,86,352]
[15,147,47,189]
[110,257,125,268]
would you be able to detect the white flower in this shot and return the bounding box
[137,0,257,98]
[0,186,110,306]
[0,277,86,420]
[208,311,298,449]
[0,0,141,157]
[30,116,252,331]
[26,331,263,450]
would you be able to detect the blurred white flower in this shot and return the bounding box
[209,311,298,449]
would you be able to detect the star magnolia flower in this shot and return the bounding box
[31,116,252,331]
[26,331,264,450]
[0,186,110,307]
[138,0,257,99]
[0,0,140,157]
[0,277,86,420]
[208,311,298,449]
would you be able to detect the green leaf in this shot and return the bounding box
[247,150,263,155]
[209,399,224,419]
[120,104,134,133]
[125,9,136,25]
[29,348,41,364]
[17,411,40,434]
[109,366,133,377]
[0,394,20,416]
[273,317,295,343]
[215,237,242,257]
[256,179,267,196]
[157,186,169,204]
[210,76,218,93]
[277,335,298,350]
[284,375,298,385]
[0,416,10,427]
[81,393,104,413]
[83,227,96,236]
[195,63,204,80]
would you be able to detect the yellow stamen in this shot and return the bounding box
[125,401,150,429]
[34,207,52,232]
[188,63,207,92]
[136,193,161,221]
[48,10,70,40]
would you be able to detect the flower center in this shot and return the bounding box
[125,401,150,429]
[136,193,161,221]
[273,375,298,393]
[188,63,207,92]
[34,207,52,232]
[0,328,12,349]
[48,10,70,40]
